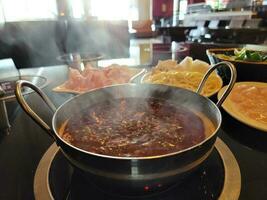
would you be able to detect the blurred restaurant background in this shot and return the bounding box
[1,1,267,200]
[0,0,266,69]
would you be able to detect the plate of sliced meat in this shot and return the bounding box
[53,64,145,94]
[218,82,267,132]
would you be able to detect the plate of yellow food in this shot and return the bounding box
[142,57,223,97]
[218,82,267,132]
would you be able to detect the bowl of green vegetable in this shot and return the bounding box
[207,47,267,83]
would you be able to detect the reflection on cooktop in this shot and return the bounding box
[34,139,241,200]
[49,150,224,200]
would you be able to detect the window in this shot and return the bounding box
[179,0,187,20]
[89,0,138,20]
[69,0,84,19]
[0,0,57,22]
[0,0,139,22]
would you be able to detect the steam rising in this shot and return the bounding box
[2,20,129,68]
[56,82,219,157]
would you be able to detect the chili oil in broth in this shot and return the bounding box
[59,98,215,157]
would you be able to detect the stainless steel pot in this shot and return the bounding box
[15,62,236,196]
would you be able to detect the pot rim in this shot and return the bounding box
[52,83,222,160]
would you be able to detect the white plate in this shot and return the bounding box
[218,82,267,132]
[53,67,144,94]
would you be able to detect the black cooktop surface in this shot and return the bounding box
[48,146,225,200]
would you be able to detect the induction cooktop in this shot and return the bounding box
[34,138,241,200]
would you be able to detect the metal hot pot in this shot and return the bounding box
[15,62,236,196]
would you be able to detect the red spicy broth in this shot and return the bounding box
[59,98,215,157]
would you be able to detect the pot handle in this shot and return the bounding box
[196,61,237,107]
[15,80,56,138]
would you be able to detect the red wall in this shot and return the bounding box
[153,0,173,18]
[188,0,205,4]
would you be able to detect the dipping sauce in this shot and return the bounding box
[59,98,215,157]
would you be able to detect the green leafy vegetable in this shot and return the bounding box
[233,48,267,62]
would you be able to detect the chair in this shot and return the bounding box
[243,19,262,29]
[131,20,157,38]
[227,19,244,29]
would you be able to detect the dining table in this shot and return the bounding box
[1,56,267,200]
